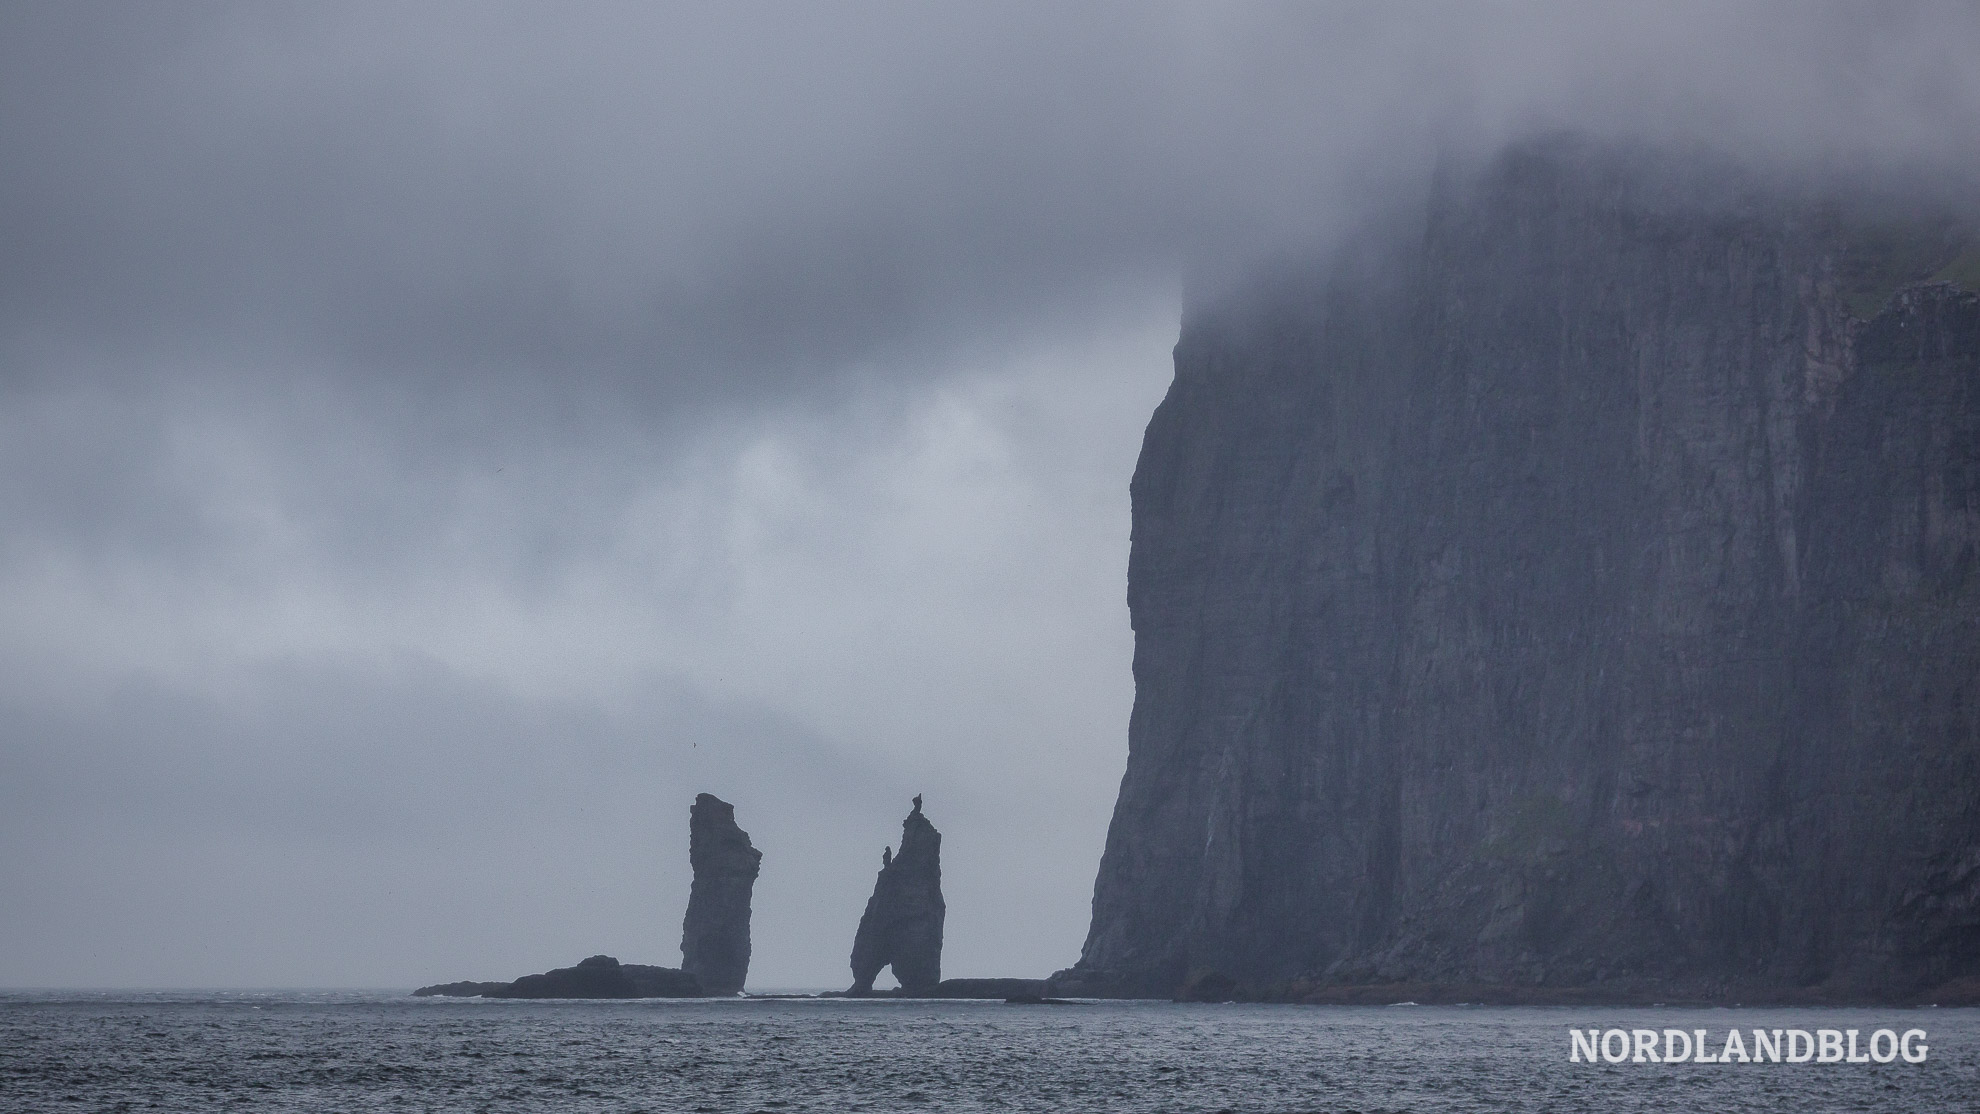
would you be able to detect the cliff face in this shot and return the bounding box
[1067,139,1980,1000]
[850,799,945,993]
[680,793,762,996]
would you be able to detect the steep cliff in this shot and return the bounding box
[1063,137,1980,1002]
[849,797,945,993]
[680,793,762,995]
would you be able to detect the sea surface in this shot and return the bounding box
[3,992,1976,1112]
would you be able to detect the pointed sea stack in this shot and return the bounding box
[849,796,945,994]
[680,793,762,996]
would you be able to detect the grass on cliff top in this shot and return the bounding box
[1931,244,1980,294]
[1839,217,1975,319]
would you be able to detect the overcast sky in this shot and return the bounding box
[4,2,1979,990]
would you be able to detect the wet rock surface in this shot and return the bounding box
[680,793,763,996]
[849,798,945,994]
[1064,136,1980,1002]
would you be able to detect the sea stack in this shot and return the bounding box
[849,796,945,994]
[680,793,762,996]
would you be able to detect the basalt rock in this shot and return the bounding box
[925,977,1047,999]
[417,955,703,998]
[410,980,507,998]
[849,797,945,994]
[1058,135,1980,1003]
[680,793,763,996]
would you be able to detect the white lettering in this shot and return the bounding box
[1569,1023,1926,1066]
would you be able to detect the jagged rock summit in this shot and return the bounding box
[849,796,945,994]
[680,792,763,995]
[1057,136,1980,1004]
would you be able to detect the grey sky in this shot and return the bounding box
[4,3,1979,988]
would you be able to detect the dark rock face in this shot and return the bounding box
[1062,137,1980,1002]
[680,793,763,996]
[822,977,1048,999]
[410,980,507,998]
[849,798,945,993]
[925,977,1046,999]
[417,955,703,998]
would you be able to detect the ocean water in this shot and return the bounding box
[3,993,1975,1112]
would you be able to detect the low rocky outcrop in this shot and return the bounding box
[410,980,508,998]
[848,796,945,994]
[923,977,1046,999]
[680,793,762,996]
[823,977,1048,1000]
[414,954,702,998]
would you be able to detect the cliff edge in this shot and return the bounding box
[1059,137,1980,1003]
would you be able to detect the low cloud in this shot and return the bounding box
[3,2,1978,986]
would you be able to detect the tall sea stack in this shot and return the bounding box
[849,797,945,994]
[1061,136,1980,1001]
[680,793,762,996]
